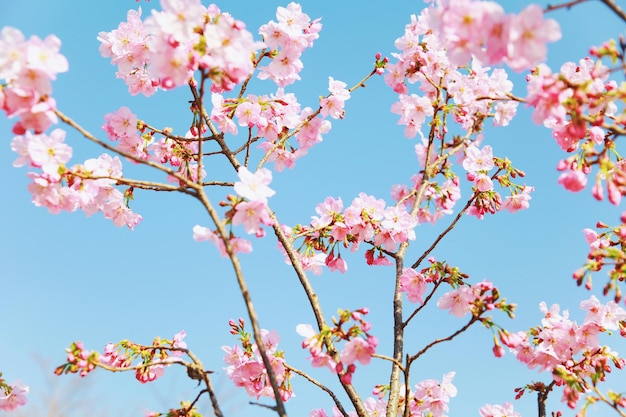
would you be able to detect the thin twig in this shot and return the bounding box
[600,0,626,22]
[285,364,349,417]
[408,316,480,363]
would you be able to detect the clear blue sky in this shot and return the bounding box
[1,1,625,416]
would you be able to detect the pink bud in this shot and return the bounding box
[592,183,604,201]
[492,344,505,358]
[608,179,622,205]
[556,159,569,171]
[340,372,352,385]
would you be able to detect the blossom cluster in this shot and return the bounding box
[55,331,187,384]
[102,106,206,184]
[257,2,322,87]
[437,279,515,321]
[527,56,626,204]
[499,297,626,409]
[0,26,68,133]
[297,308,377,385]
[282,193,418,274]
[98,2,264,95]
[211,73,351,173]
[428,1,561,71]
[0,373,28,412]
[386,6,523,138]
[11,128,143,229]
[210,87,331,172]
[54,341,99,378]
[311,372,459,417]
[574,219,626,304]
[222,318,293,401]
[399,258,468,305]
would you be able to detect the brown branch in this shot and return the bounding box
[410,193,477,270]
[403,281,444,327]
[196,189,287,417]
[600,0,626,23]
[188,83,241,171]
[371,354,405,372]
[69,173,196,195]
[408,316,480,363]
[544,0,589,13]
[285,364,350,417]
[200,180,234,187]
[55,109,196,188]
[269,215,367,417]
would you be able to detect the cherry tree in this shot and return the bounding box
[2,1,626,416]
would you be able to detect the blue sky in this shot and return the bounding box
[1,1,626,416]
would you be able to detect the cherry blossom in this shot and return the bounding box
[0,381,29,412]
[234,166,276,202]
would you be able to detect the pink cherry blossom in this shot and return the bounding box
[193,225,253,257]
[232,200,275,236]
[325,252,348,273]
[501,186,533,213]
[340,337,377,366]
[399,268,427,304]
[234,166,276,202]
[411,372,457,417]
[0,381,29,412]
[506,5,561,71]
[103,188,143,230]
[26,128,72,180]
[479,402,521,417]
[437,286,474,318]
[135,364,164,384]
[558,170,587,192]
[462,145,494,174]
[102,106,138,140]
[391,94,434,139]
[320,77,350,119]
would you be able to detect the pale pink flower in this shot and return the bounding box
[311,196,343,228]
[580,296,626,331]
[391,94,434,139]
[399,268,427,304]
[506,5,561,71]
[232,200,274,236]
[0,381,29,411]
[325,252,348,273]
[474,174,494,192]
[502,186,533,213]
[135,364,164,384]
[192,225,253,257]
[437,286,474,318]
[479,402,521,417]
[582,228,608,251]
[172,330,187,351]
[235,98,266,128]
[462,145,494,174]
[493,101,518,127]
[25,34,69,79]
[340,337,377,366]
[234,166,276,202]
[102,106,138,140]
[103,188,143,230]
[0,27,27,79]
